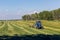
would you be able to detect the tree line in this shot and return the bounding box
[22,8,60,20]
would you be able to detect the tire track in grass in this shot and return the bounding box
[11,21,60,35]
[11,21,42,34]
[23,25,57,35]
[24,23,54,34]
[15,22,49,34]
[0,22,5,36]
[10,22,36,34]
[0,22,8,36]
[0,24,6,36]
[42,21,60,29]
[14,23,51,35]
[43,25,60,29]
[15,22,59,34]
[21,21,53,34]
[7,22,18,36]
[0,21,4,26]
[9,23,33,35]
[44,26,60,33]
[10,23,35,34]
[36,26,60,34]
[25,22,60,34]
[0,21,6,35]
[12,23,45,34]
[9,23,25,35]
[0,21,5,29]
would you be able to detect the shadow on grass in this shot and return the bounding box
[0,34,60,40]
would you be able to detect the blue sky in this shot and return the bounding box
[0,0,60,20]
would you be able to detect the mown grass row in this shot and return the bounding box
[0,22,8,36]
[9,23,32,36]
[0,21,5,28]
[18,23,60,34]
[9,22,47,35]
[42,20,60,29]
[9,21,59,35]
[12,20,60,35]
[0,21,4,26]
[0,20,60,36]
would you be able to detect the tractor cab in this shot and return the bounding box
[35,20,43,29]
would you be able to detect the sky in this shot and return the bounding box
[0,0,60,20]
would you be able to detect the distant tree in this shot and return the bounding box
[22,8,60,20]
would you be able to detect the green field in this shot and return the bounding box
[0,20,60,36]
